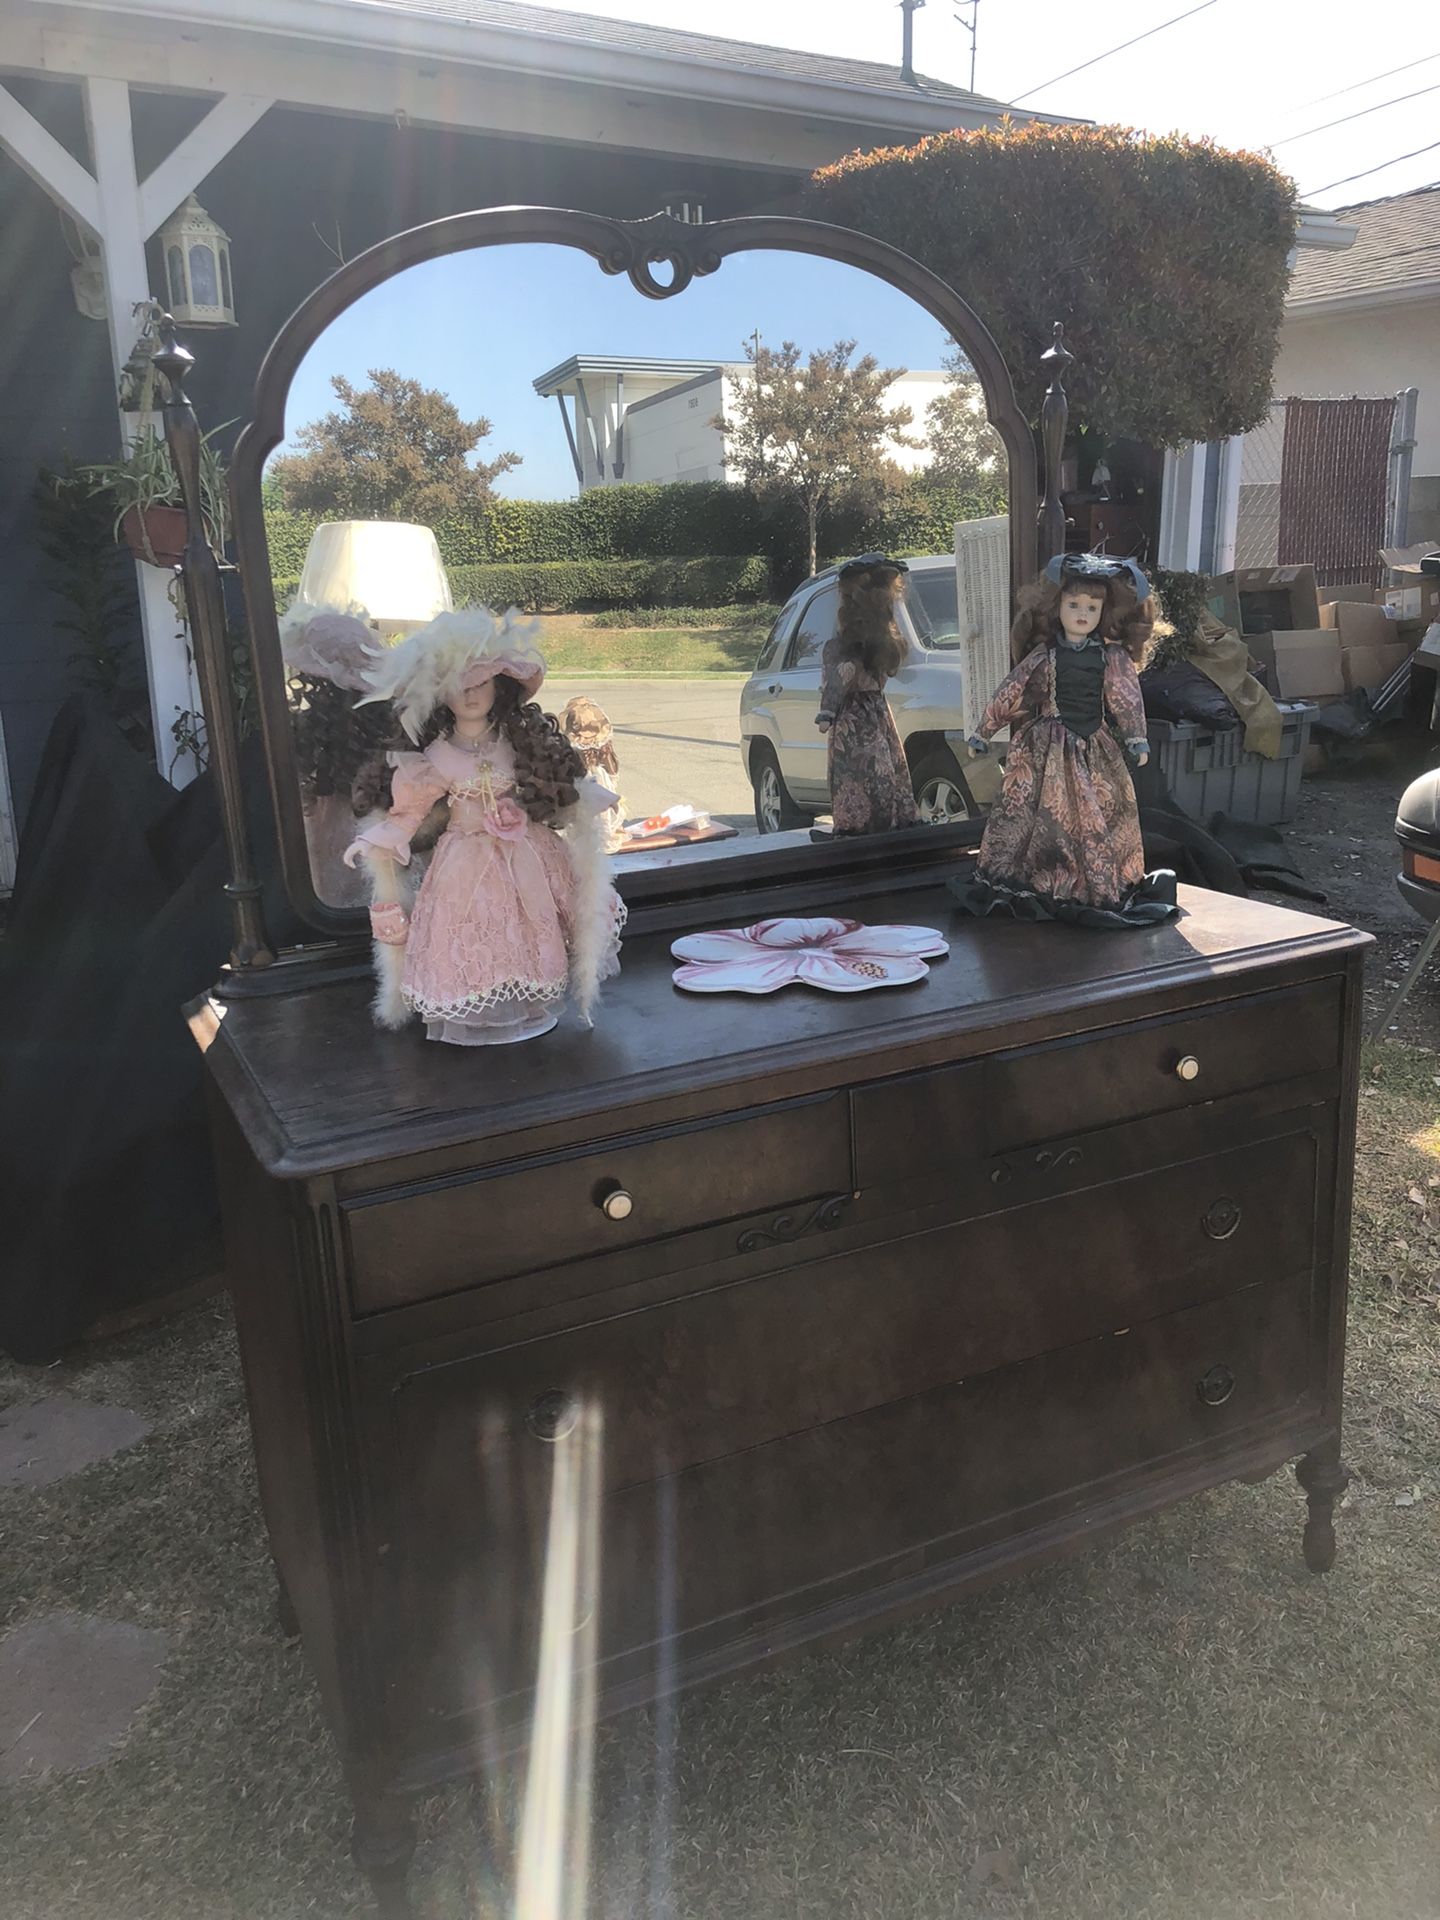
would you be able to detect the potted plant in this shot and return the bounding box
[82,423,232,567]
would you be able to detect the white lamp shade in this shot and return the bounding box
[297,521,453,635]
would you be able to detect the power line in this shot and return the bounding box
[1301,50,1440,109]
[1007,0,1218,106]
[1269,79,1440,148]
[1302,138,1440,200]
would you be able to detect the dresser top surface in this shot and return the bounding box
[195,878,1366,1179]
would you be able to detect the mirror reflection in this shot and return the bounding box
[261,244,1011,909]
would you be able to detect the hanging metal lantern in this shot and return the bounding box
[158,195,236,327]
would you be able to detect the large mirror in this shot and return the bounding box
[231,211,1036,932]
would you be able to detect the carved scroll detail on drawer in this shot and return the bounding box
[989,1142,1085,1189]
[737,1192,854,1254]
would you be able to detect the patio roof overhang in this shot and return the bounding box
[7,0,1070,172]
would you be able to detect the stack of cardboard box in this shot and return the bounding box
[1206,561,1428,703]
[1380,544,1440,644]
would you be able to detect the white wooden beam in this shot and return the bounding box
[137,92,272,237]
[0,80,100,230]
[84,75,202,784]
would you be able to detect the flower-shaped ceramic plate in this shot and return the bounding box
[671,916,948,995]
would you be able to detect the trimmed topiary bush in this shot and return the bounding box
[807,123,1297,445]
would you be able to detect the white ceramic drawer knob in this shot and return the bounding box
[599,1186,634,1221]
[1175,1054,1201,1082]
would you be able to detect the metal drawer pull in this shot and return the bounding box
[1197,1365,1236,1407]
[597,1185,633,1221]
[1202,1196,1242,1240]
[1175,1054,1201,1082]
[526,1390,579,1442]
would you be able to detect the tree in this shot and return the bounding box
[717,338,917,577]
[924,345,1005,491]
[808,123,1297,446]
[270,369,520,521]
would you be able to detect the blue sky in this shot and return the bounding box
[277,246,955,500]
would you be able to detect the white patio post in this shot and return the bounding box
[1212,435,1245,576]
[0,76,271,787]
[83,78,200,781]
[1157,443,1208,571]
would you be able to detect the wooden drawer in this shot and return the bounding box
[854,979,1341,1188]
[343,1091,851,1314]
[388,1269,1317,1723]
[381,1125,1320,1497]
[985,979,1341,1151]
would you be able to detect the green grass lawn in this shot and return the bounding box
[541,613,758,676]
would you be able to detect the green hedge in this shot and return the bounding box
[270,555,771,615]
[447,555,771,611]
[263,476,1005,586]
[587,602,780,630]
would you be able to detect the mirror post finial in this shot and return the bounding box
[1036,320,1073,573]
[155,312,275,978]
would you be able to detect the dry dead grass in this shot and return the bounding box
[2,1041,1439,1919]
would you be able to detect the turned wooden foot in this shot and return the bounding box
[351,1789,417,1918]
[273,1565,300,1640]
[1295,1442,1350,1573]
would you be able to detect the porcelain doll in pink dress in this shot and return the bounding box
[342,608,624,1044]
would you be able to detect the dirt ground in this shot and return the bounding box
[1250,719,1440,1046]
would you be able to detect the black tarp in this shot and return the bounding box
[0,695,301,1361]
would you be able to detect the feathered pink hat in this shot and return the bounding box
[356,606,546,742]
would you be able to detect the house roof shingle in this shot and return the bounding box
[346,0,1007,108]
[1288,182,1440,310]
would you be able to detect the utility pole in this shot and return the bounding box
[899,0,926,87]
[954,0,981,94]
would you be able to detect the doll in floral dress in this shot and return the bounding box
[816,553,919,836]
[342,608,624,1044]
[952,553,1178,929]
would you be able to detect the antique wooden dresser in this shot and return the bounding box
[193,855,1367,1912]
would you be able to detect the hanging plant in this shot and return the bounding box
[807,123,1297,447]
[81,424,232,566]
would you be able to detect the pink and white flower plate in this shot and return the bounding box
[670,916,948,995]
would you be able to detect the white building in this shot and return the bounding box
[533,354,951,490]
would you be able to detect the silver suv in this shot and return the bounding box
[739,555,977,832]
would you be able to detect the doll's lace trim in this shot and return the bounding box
[404,976,569,1021]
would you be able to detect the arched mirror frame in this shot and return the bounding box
[229,206,1041,942]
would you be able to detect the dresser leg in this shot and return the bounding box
[1295,1441,1350,1573]
[351,1789,417,1918]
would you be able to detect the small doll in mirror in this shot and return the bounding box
[816,553,919,836]
[560,696,626,852]
[951,553,1179,928]
[342,608,625,1044]
[282,602,404,910]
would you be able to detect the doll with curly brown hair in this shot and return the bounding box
[816,554,919,836]
[342,608,624,1044]
[952,553,1178,930]
[281,605,414,909]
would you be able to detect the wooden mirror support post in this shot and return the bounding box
[1036,320,1073,572]
[154,314,274,982]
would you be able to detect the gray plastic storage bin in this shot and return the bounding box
[1145,703,1313,826]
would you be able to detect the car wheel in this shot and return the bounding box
[751,743,809,834]
[910,745,975,824]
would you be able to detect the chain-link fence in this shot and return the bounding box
[1234,402,1285,570]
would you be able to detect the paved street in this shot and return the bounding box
[545,676,757,834]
